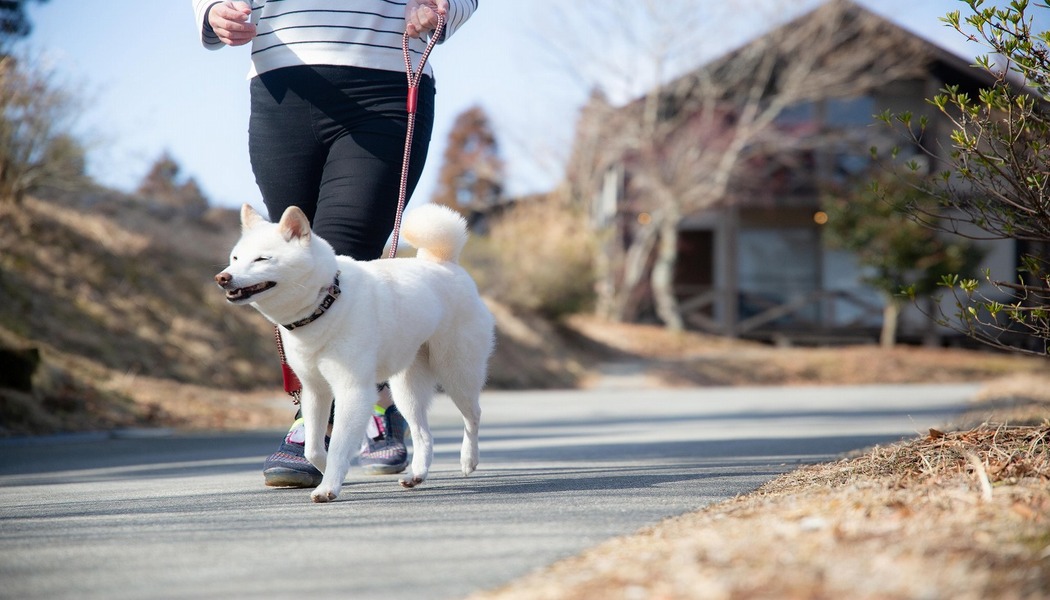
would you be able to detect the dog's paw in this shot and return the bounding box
[461,457,478,477]
[460,440,479,477]
[310,486,339,503]
[399,476,425,489]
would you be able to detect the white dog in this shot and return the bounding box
[215,203,495,502]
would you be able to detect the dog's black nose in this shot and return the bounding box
[215,272,232,287]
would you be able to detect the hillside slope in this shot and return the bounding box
[0,190,591,435]
[0,190,273,385]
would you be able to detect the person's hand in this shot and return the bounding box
[405,0,449,39]
[207,1,256,46]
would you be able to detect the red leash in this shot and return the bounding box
[276,16,446,402]
[389,13,445,259]
[275,325,302,403]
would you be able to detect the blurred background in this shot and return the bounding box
[2,0,1048,436]
[18,0,1005,209]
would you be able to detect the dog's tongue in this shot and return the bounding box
[225,281,276,302]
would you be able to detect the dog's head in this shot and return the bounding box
[214,204,318,305]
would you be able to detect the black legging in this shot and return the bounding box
[248,64,436,260]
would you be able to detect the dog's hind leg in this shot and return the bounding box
[442,380,482,477]
[434,333,487,477]
[389,359,436,489]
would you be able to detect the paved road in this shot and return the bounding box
[0,383,977,599]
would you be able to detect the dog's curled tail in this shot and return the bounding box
[402,203,469,263]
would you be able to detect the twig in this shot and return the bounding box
[965,451,994,502]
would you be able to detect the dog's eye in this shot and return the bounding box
[231,256,239,262]
[253,256,271,263]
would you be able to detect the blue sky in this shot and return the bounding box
[21,1,1039,211]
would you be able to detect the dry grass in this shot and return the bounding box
[565,314,1048,388]
[467,196,596,318]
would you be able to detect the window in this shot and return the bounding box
[825,96,876,127]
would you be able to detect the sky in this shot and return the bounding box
[20,1,1044,212]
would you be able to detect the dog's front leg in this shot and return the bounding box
[311,381,375,503]
[299,382,333,481]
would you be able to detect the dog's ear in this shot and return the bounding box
[241,203,266,231]
[279,206,311,243]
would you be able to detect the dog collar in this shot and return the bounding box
[282,272,341,331]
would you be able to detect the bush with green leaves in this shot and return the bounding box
[876,0,1050,354]
[824,174,984,347]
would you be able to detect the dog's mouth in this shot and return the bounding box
[225,281,277,302]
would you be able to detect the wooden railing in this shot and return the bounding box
[676,286,884,336]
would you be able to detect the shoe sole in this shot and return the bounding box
[263,467,322,488]
[361,463,409,476]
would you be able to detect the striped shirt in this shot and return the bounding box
[192,1,477,78]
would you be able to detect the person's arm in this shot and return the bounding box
[192,0,256,49]
[406,0,478,42]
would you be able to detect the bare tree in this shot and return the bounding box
[557,0,929,330]
[0,54,86,204]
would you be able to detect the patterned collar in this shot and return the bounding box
[282,272,341,331]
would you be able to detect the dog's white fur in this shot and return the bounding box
[215,203,495,502]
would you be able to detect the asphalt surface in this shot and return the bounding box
[0,383,978,599]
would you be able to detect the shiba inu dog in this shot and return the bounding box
[215,203,494,502]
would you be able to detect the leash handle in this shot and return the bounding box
[389,13,445,259]
[403,13,445,109]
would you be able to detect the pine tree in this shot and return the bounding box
[136,151,209,217]
[1,0,49,55]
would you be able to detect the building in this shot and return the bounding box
[570,0,1019,344]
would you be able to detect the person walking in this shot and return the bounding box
[192,0,477,487]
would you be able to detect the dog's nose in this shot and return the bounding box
[215,272,232,287]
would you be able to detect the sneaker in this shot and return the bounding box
[262,417,325,488]
[359,405,409,475]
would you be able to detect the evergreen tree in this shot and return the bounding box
[823,174,983,347]
[1,0,48,55]
[136,151,209,217]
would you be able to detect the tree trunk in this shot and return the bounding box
[596,220,659,322]
[594,232,619,321]
[880,296,900,348]
[651,212,684,332]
